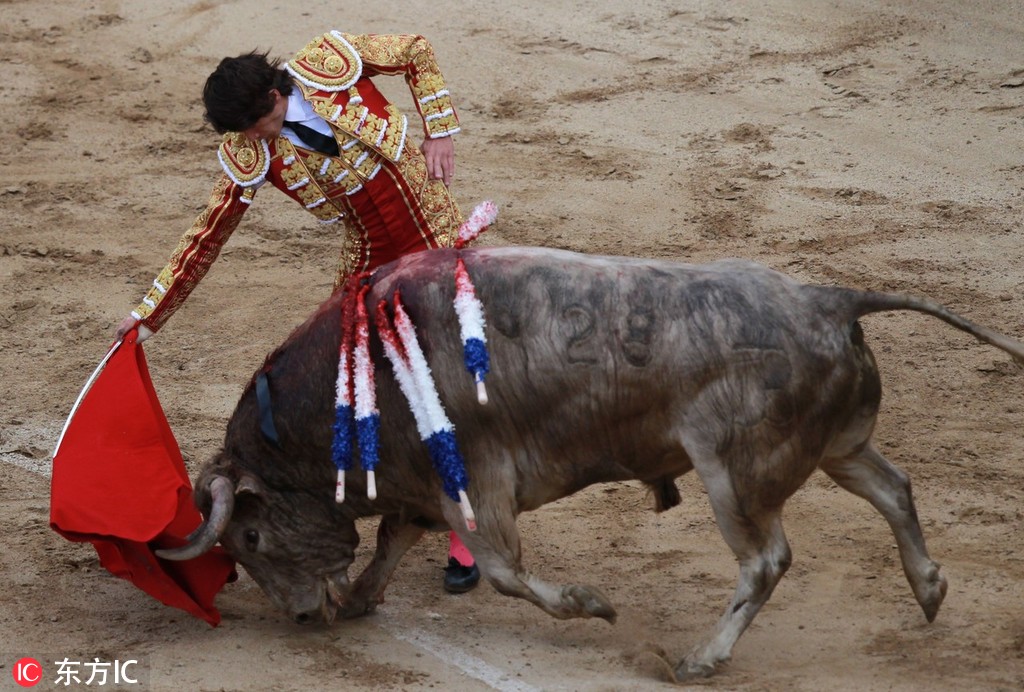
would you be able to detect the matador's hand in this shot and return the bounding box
[421,136,455,186]
[114,314,153,343]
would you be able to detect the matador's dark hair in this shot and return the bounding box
[202,50,294,134]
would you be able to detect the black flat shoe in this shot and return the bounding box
[443,557,480,594]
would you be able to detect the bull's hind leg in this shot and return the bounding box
[440,498,617,622]
[822,442,947,621]
[339,515,426,618]
[676,487,793,681]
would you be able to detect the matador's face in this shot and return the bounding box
[242,89,287,142]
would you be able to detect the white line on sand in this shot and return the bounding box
[1,451,52,477]
[380,612,542,692]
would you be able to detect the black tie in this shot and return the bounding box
[283,120,339,157]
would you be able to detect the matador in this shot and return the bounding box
[115,30,480,595]
[122,30,464,334]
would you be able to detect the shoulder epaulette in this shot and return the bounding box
[286,30,363,92]
[217,133,270,187]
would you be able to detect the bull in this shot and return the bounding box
[158,246,1024,680]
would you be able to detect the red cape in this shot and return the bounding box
[50,330,236,626]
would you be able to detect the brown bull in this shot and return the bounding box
[159,246,1024,680]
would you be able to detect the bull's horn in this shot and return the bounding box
[155,475,235,561]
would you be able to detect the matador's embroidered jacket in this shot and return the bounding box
[131,31,462,332]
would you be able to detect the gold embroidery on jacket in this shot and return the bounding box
[301,82,404,165]
[343,33,460,138]
[277,139,346,222]
[134,175,248,327]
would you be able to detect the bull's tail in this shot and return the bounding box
[833,287,1024,365]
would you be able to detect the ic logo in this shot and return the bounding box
[12,657,42,687]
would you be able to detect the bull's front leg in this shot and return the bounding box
[339,515,425,618]
[441,494,617,622]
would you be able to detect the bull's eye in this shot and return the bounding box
[243,528,260,551]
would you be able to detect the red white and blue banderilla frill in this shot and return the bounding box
[453,200,498,404]
[375,291,477,531]
[331,279,381,502]
[330,279,358,503]
[454,257,490,404]
[454,199,498,249]
[352,284,381,498]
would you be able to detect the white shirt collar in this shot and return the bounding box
[283,90,333,137]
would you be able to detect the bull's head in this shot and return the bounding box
[157,455,359,625]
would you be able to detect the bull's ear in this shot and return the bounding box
[236,473,263,496]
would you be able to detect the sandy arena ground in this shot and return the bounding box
[2,1,1023,689]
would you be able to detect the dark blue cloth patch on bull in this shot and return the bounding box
[256,370,282,449]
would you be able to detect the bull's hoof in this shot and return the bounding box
[674,658,717,682]
[918,564,948,623]
[338,597,379,619]
[564,585,617,623]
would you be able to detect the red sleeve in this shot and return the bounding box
[132,174,253,332]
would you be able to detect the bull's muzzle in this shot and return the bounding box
[293,577,344,625]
